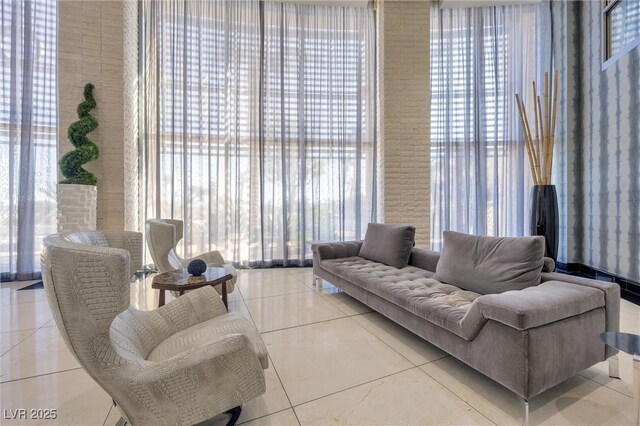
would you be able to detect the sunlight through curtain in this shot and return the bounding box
[139,0,377,267]
[429,3,551,250]
[0,0,57,280]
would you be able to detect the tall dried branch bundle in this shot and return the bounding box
[515,71,559,186]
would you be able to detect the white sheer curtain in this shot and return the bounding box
[139,0,376,267]
[429,4,551,250]
[0,0,57,281]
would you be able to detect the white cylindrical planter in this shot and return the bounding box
[57,184,97,233]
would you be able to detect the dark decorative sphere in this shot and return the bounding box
[187,259,207,276]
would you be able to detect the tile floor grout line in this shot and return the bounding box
[0,327,40,357]
[102,401,115,426]
[238,272,304,426]
[0,326,50,334]
[343,315,422,367]
[415,353,451,366]
[237,273,304,285]
[237,407,294,426]
[235,276,304,424]
[415,365,498,426]
[312,289,374,318]
[240,288,313,302]
[290,407,303,426]
[240,269,299,276]
[262,354,300,425]
[0,367,83,385]
[289,364,418,409]
[0,295,48,308]
[1,289,54,356]
[240,298,261,335]
[258,313,350,336]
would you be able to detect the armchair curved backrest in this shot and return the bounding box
[41,232,143,412]
[145,219,186,272]
[42,232,142,354]
[41,230,265,425]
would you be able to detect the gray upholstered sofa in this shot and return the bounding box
[312,235,621,411]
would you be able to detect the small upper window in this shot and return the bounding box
[603,0,640,69]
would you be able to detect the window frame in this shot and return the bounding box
[602,0,640,70]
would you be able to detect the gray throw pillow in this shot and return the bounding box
[434,231,545,294]
[359,223,416,269]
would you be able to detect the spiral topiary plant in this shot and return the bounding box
[59,83,99,185]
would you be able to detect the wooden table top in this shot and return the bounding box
[151,267,233,291]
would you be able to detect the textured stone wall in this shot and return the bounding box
[57,185,97,233]
[58,1,137,231]
[123,0,139,232]
[379,0,431,246]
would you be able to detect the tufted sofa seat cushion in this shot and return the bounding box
[321,256,434,289]
[321,257,482,338]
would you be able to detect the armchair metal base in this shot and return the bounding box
[193,406,242,426]
[115,406,242,426]
[224,406,242,426]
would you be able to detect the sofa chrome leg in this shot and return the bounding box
[520,397,530,426]
[312,274,319,286]
[608,355,621,379]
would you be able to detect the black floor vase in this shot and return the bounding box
[530,185,559,262]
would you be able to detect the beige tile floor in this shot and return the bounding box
[0,268,638,425]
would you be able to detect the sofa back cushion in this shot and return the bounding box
[434,231,545,294]
[359,223,416,269]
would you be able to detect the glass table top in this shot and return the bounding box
[601,332,640,356]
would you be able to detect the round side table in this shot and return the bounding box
[152,267,233,309]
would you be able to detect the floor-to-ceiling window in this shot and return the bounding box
[0,0,58,281]
[139,0,376,267]
[429,4,551,249]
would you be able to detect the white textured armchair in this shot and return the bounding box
[146,219,237,294]
[41,231,267,426]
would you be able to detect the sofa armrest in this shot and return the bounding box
[409,248,440,272]
[312,241,363,261]
[541,272,620,356]
[461,282,606,340]
[542,257,555,272]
